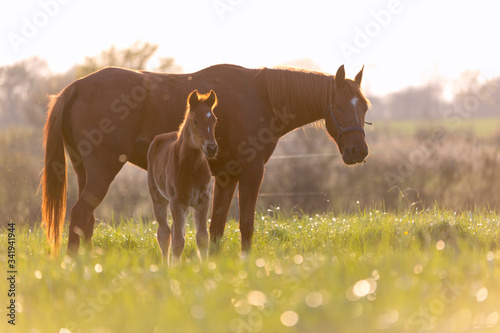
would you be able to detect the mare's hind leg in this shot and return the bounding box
[194,196,209,262]
[170,198,187,265]
[67,162,123,255]
[69,155,96,251]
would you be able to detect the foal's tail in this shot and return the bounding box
[41,85,77,255]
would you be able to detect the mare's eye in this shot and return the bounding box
[193,120,198,126]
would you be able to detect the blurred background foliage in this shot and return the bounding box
[1,41,499,227]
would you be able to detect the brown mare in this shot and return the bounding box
[42,63,370,255]
[148,90,218,265]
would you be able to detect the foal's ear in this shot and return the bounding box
[206,90,218,108]
[188,90,200,107]
[355,65,364,85]
[335,65,346,88]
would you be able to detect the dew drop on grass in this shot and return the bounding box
[255,258,265,267]
[94,263,103,273]
[352,303,363,317]
[436,240,445,250]
[191,305,205,319]
[280,310,299,327]
[352,278,377,298]
[305,291,323,308]
[476,287,488,302]
[233,299,251,315]
[238,270,248,279]
[34,270,42,279]
[247,290,267,306]
[486,312,499,327]
[376,309,399,329]
[293,255,303,265]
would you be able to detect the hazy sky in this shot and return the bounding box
[1,0,498,97]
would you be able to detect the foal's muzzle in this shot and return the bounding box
[204,144,218,158]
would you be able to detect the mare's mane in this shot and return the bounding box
[262,67,331,119]
[261,66,371,120]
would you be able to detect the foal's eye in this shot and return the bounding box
[193,120,198,126]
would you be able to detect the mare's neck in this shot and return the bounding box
[263,68,332,135]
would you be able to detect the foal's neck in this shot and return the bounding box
[177,119,203,161]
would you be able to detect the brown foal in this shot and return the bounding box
[147,90,218,265]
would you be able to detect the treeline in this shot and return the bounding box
[0,41,181,128]
[1,42,499,227]
[2,42,499,128]
[369,74,499,120]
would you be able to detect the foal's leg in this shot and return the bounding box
[170,199,187,265]
[194,196,210,262]
[152,196,171,263]
[147,170,171,264]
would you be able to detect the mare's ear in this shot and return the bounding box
[206,90,218,108]
[335,65,346,89]
[355,66,364,85]
[188,90,200,107]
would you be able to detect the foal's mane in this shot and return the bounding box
[261,66,371,119]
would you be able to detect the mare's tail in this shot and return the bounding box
[41,85,77,255]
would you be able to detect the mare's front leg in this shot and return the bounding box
[209,177,238,254]
[238,163,264,253]
[194,191,210,262]
[170,198,187,265]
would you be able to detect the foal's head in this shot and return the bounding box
[325,65,370,165]
[185,90,218,158]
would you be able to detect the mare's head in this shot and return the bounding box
[186,89,218,158]
[325,65,370,165]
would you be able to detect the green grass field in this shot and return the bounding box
[1,209,500,333]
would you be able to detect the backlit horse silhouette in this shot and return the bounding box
[42,64,370,255]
